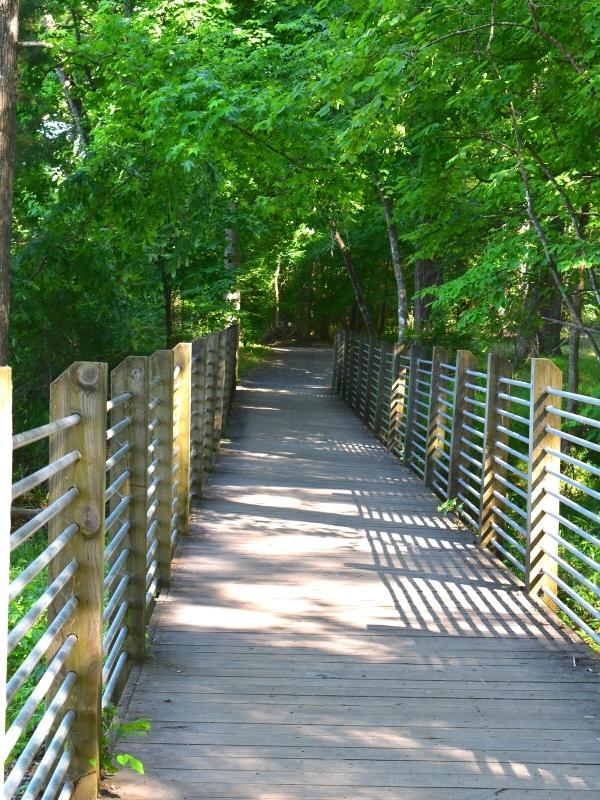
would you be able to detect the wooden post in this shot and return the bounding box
[372,342,388,436]
[173,342,192,538]
[479,353,513,549]
[403,343,424,467]
[387,343,408,453]
[190,336,207,502]
[424,346,448,489]
[526,358,562,606]
[332,330,341,391]
[232,322,240,391]
[110,357,149,671]
[0,367,12,785]
[49,361,108,800]
[212,329,228,461]
[338,331,349,398]
[362,336,377,424]
[227,324,239,413]
[446,349,477,499]
[223,326,235,421]
[343,333,355,404]
[202,333,219,472]
[149,350,175,587]
[352,334,364,414]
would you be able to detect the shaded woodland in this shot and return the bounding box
[0,0,598,425]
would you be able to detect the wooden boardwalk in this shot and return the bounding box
[113,347,600,800]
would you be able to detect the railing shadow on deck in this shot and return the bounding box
[115,346,599,798]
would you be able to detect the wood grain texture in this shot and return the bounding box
[0,366,12,782]
[150,350,175,588]
[173,342,192,539]
[49,361,107,799]
[112,355,149,663]
[113,347,600,800]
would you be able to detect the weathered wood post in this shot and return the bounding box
[387,343,408,454]
[447,350,477,499]
[223,325,236,421]
[173,342,192,539]
[352,334,364,414]
[402,343,424,467]
[362,336,377,424]
[202,333,219,472]
[339,330,350,399]
[149,349,175,588]
[339,330,347,397]
[479,353,513,549]
[343,333,355,404]
[190,336,207,502]
[212,329,228,461]
[372,341,389,437]
[0,366,12,782]
[424,346,448,489]
[526,358,562,606]
[49,361,108,800]
[332,330,341,392]
[110,356,149,668]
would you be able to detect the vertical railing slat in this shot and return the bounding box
[424,346,448,490]
[173,342,192,539]
[49,361,108,800]
[479,353,512,550]
[149,350,175,588]
[447,350,477,499]
[0,366,12,787]
[110,356,149,683]
[402,343,423,468]
[526,359,563,606]
[190,336,207,502]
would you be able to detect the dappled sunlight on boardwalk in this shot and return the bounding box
[114,347,600,800]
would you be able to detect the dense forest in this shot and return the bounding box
[1,0,599,426]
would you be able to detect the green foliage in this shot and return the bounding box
[437,497,464,518]
[238,343,273,377]
[94,704,150,777]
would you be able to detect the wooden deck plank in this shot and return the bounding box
[114,347,600,799]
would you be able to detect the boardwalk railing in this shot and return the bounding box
[333,331,600,646]
[2,324,238,799]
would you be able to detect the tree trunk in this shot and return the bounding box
[0,0,19,366]
[374,180,407,342]
[414,258,441,334]
[330,222,375,337]
[159,265,173,348]
[567,268,584,413]
[537,281,562,356]
[377,298,386,337]
[274,256,281,332]
[224,202,241,317]
[513,276,540,365]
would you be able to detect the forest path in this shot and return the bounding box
[112,346,599,800]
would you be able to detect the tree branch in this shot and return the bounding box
[423,19,585,76]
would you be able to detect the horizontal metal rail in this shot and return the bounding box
[546,387,600,407]
[546,404,600,430]
[6,596,77,703]
[107,392,132,412]
[11,487,79,552]
[3,671,77,799]
[8,560,78,655]
[12,413,80,450]
[9,523,78,601]
[12,451,81,501]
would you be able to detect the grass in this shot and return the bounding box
[237,343,273,378]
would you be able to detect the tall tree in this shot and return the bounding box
[0,0,18,365]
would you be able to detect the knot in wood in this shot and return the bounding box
[75,363,101,391]
[80,503,101,536]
